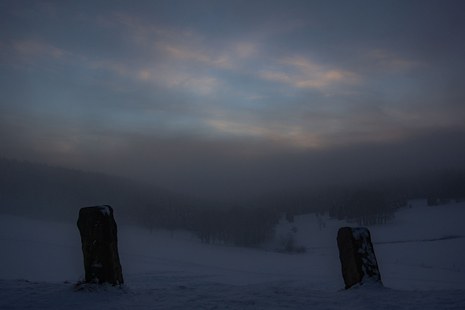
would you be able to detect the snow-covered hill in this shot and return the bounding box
[1,200,465,309]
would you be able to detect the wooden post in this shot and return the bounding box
[337,227,382,289]
[77,205,123,285]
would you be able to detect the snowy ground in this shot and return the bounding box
[1,199,465,309]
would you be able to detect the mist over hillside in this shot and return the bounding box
[1,157,464,245]
[0,157,213,225]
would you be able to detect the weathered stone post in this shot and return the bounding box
[337,227,382,289]
[77,205,124,285]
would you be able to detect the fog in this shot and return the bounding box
[1,127,464,229]
[3,127,464,202]
[2,4,465,309]
[131,128,465,200]
[1,0,465,206]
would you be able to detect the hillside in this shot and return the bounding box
[0,158,210,225]
[1,200,464,309]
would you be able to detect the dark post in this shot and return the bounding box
[77,205,124,285]
[337,227,382,289]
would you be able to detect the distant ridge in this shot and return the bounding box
[0,157,210,225]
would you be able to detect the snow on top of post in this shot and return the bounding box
[98,205,110,215]
[352,227,369,241]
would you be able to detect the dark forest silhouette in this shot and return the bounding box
[1,157,464,248]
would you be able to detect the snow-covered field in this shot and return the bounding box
[1,199,465,309]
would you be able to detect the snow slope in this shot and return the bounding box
[1,200,465,309]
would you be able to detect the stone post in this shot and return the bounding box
[336,227,382,289]
[77,205,124,285]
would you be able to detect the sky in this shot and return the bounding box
[1,0,465,199]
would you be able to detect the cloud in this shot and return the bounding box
[3,12,456,157]
[257,56,359,93]
[3,107,464,200]
[36,1,59,18]
[160,44,211,63]
[235,42,258,58]
[295,79,327,89]
[362,48,425,74]
[112,11,169,38]
[246,95,266,100]
[204,119,323,149]
[183,77,219,95]
[106,11,264,72]
[138,70,151,80]
[279,56,321,70]
[259,71,291,83]
[13,39,67,62]
[156,40,259,71]
[89,60,130,76]
[2,0,465,202]
[86,11,366,100]
[205,120,267,137]
[285,57,359,90]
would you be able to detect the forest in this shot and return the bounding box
[1,157,464,248]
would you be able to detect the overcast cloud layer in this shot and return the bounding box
[1,0,465,199]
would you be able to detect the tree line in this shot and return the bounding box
[251,169,465,226]
[1,157,464,248]
[191,206,279,247]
